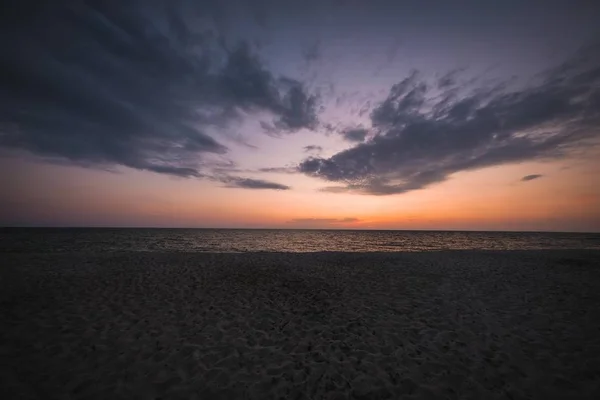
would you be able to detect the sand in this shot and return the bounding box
[1,250,599,399]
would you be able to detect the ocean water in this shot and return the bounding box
[1,228,599,253]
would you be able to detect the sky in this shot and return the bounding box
[1,0,600,231]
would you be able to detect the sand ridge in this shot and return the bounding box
[1,250,600,399]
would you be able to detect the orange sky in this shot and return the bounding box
[3,149,599,231]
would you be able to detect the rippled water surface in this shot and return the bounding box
[1,228,599,253]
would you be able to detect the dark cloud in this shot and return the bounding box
[211,164,299,175]
[299,44,600,195]
[437,68,466,89]
[214,175,290,190]
[521,174,543,182]
[0,0,318,179]
[288,217,359,224]
[342,128,368,142]
[322,122,343,135]
[220,48,319,131]
[256,167,299,174]
[304,145,323,153]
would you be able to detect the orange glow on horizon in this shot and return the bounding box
[2,152,599,231]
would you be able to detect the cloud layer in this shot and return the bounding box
[1,2,598,197]
[342,128,368,143]
[300,45,600,195]
[215,176,291,190]
[521,174,543,182]
[303,145,323,153]
[0,0,317,186]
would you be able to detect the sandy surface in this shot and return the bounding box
[1,250,600,399]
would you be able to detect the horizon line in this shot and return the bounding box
[1,226,598,234]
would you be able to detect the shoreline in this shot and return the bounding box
[3,248,600,255]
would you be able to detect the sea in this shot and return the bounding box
[1,228,599,253]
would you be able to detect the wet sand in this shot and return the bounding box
[1,250,599,399]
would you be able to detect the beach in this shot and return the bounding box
[1,250,599,399]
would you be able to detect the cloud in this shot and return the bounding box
[256,167,299,174]
[211,164,299,175]
[303,145,323,153]
[214,175,291,190]
[288,217,359,224]
[0,0,318,179]
[342,128,368,142]
[299,44,600,195]
[521,174,543,182]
